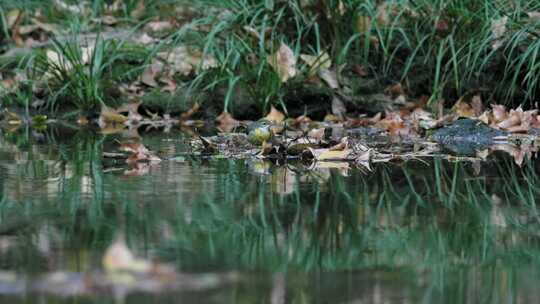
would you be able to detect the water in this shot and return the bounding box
[1,126,540,303]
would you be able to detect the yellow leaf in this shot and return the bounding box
[300,52,331,70]
[309,148,352,161]
[100,105,129,124]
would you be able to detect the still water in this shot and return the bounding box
[0,126,540,303]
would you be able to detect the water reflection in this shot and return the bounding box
[0,127,540,303]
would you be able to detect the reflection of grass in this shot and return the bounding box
[1,133,540,298]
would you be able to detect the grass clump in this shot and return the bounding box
[2,0,540,117]
[32,33,149,112]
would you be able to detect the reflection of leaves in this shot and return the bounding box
[103,238,151,273]
[272,167,296,195]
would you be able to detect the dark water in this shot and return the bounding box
[1,126,540,303]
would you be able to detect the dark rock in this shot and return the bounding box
[430,119,508,155]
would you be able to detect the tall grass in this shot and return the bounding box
[2,0,540,114]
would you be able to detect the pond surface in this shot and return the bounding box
[1,126,540,303]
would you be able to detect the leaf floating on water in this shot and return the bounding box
[119,141,161,163]
[355,149,372,171]
[267,43,297,83]
[99,105,129,125]
[308,148,353,161]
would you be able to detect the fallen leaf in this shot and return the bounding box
[46,50,72,70]
[308,148,353,161]
[318,69,339,89]
[452,98,475,118]
[159,46,218,76]
[491,16,508,49]
[307,127,325,142]
[331,96,347,119]
[130,0,145,19]
[355,149,371,171]
[100,105,128,125]
[54,0,87,14]
[10,10,24,46]
[264,105,285,123]
[491,104,507,122]
[267,43,297,82]
[116,101,143,123]
[81,45,95,65]
[216,111,240,132]
[145,20,173,32]
[140,62,163,87]
[300,52,331,71]
[180,102,200,120]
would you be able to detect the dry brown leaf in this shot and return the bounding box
[331,96,346,119]
[491,16,508,49]
[478,111,490,125]
[145,20,173,32]
[264,105,285,123]
[131,0,145,19]
[216,111,240,132]
[180,102,200,120]
[308,127,325,141]
[355,149,371,171]
[471,94,483,116]
[267,43,297,83]
[159,46,218,76]
[10,10,24,46]
[318,69,339,89]
[116,101,143,123]
[491,104,507,122]
[140,62,162,87]
[452,99,475,118]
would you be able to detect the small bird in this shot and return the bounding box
[247,120,274,145]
